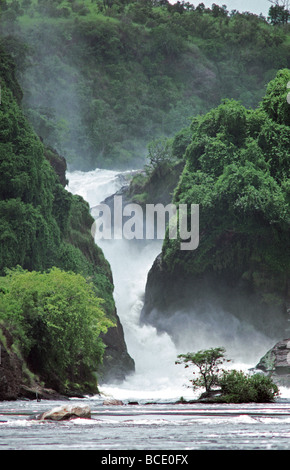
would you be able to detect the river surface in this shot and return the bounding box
[1,397,290,450]
[1,168,289,452]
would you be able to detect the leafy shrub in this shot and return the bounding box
[0,267,114,393]
[176,347,230,393]
[219,369,279,403]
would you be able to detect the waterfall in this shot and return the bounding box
[66,168,273,401]
[66,168,194,401]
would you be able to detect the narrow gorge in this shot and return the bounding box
[0,0,290,401]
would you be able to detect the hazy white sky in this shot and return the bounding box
[173,1,271,16]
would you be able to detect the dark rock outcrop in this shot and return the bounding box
[0,328,23,401]
[0,327,71,401]
[44,146,68,187]
[100,312,135,384]
[127,161,185,207]
[141,254,289,345]
[255,338,290,387]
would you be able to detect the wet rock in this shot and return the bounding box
[255,338,290,386]
[0,328,24,400]
[37,404,91,421]
[103,398,124,406]
[44,146,68,187]
[19,385,69,401]
[0,326,74,401]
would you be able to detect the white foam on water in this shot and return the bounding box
[66,168,287,402]
[66,168,194,401]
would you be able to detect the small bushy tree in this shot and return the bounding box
[268,1,289,25]
[176,347,230,394]
[219,369,279,403]
[146,137,174,172]
[176,347,279,402]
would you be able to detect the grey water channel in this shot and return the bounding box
[1,397,290,450]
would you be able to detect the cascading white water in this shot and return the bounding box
[66,168,194,401]
[66,168,281,401]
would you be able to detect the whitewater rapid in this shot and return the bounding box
[66,168,286,401]
[66,169,194,401]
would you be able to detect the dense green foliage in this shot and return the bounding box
[162,69,290,305]
[219,369,279,403]
[268,4,289,25]
[0,43,118,391]
[176,347,279,402]
[0,47,114,310]
[0,76,61,273]
[1,1,289,394]
[1,0,290,169]
[0,267,113,393]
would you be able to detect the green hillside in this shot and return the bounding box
[1,0,289,170]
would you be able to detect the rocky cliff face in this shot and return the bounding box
[141,253,289,346]
[100,315,135,383]
[255,338,290,387]
[0,327,23,401]
[0,327,71,401]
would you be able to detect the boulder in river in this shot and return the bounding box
[103,398,124,406]
[37,404,91,421]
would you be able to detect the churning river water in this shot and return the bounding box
[1,168,290,453]
[2,397,290,451]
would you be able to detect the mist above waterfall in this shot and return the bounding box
[144,305,276,367]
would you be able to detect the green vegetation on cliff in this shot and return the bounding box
[0,267,113,394]
[128,133,187,206]
[161,69,290,307]
[1,1,290,395]
[0,43,132,395]
[1,0,290,170]
[0,50,114,307]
